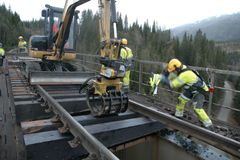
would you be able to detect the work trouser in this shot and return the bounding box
[19,47,26,53]
[0,57,3,73]
[0,57,3,66]
[123,70,130,86]
[122,70,130,94]
[175,89,212,127]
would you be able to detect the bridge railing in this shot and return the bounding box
[132,59,240,115]
[75,53,240,122]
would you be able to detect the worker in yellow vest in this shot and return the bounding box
[18,36,27,53]
[0,43,5,73]
[149,58,213,129]
[120,38,133,93]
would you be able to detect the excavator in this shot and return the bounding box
[25,0,94,84]
[79,0,128,116]
[27,0,128,116]
[26,1,84,72]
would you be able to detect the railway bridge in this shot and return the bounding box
[0,52,240,160]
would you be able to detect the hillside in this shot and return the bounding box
[171,13,240,42]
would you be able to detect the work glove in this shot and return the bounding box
[124,58,133,70]
[149,73,170,95]
[149,73,161,95]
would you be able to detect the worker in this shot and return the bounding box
[18,36,27,53]
[0,43,5,74]
[120,38,133,93]
[149,58,213,128]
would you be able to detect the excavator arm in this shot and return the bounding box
[80,0,129,116]
[53,0,91,59]
[29,0,91,64]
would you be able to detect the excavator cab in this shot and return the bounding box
[41,5,78,51]
[24,0,95,82]
[28,4,79,61]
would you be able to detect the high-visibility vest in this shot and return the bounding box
[18,40,27,49]
[0,48,5,56]
[120,46,133,70]
[170,65,209,92]
[120,46,133,59]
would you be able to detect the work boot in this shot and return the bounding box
[175,110,183,117]
[202,119,213,127]
[194,108,213,128]
[206,125,215,132]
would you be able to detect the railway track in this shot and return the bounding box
[2,55,240,159]
[6,57,164,160]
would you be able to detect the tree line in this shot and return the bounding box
[0,4,25,50]
[1,4,239,123]
[0,4,227,69]
[77,10,227,69]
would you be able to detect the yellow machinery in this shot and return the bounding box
[28,0,128,116]
[28,0,90,71]
[79,0,128,116]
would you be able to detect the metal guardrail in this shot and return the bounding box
[75,53,240,116]
[133,59,240,114]
[36,85,119,160]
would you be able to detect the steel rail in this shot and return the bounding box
[30,71,95,85]
[129,99,240,158]
[36,85,119,160]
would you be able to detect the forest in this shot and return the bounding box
[0,4,239,122]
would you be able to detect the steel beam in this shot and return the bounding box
[21,111,139,134]
[24,117,163,160]
[15,97,88,122]
[36,85,119,160]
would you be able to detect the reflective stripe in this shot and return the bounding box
[176,77,185,85]
[180,93,191,101]
[171,69,199,89]
[120,47,133,59]
[171,77,185,88]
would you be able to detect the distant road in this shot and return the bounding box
[217,81,233,122]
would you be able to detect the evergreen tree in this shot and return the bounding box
[0,4,25,49]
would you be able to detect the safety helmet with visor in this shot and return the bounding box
[167,58,182,72]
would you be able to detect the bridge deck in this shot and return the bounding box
[0,70,25,160]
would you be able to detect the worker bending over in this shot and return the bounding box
[120,38,133,93]
[0,43,5,74]
[18,36,27,53]
[149,58,213,128]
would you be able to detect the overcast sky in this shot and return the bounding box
[1,0,240,29]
